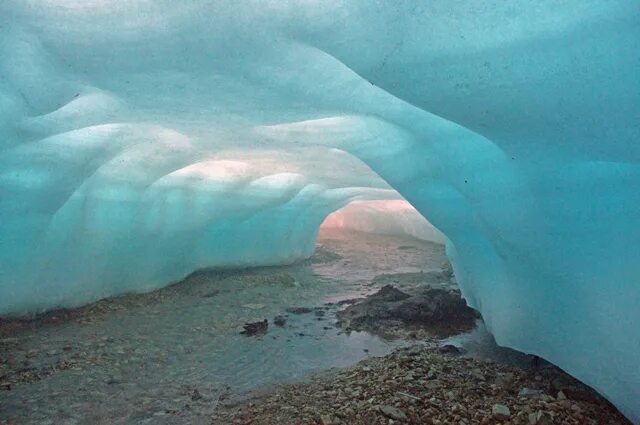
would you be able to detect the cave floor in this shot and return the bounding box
[0,230,629,424]
[1,230,444,424]
[214,344,630,425]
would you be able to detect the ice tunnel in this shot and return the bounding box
[0,0,639,422]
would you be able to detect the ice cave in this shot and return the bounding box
[0,1,638,424]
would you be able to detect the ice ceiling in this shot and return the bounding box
[0,1,639,421]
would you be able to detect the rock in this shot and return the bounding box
[494,372,516,392]
[397,391,421,401]
[470,368,485,381]
[286,307,313,314]
[561,386,596,402]
[556,390,567,400]
[528,410,552,425]
[319,414,336,425]
[438,344,462,355]
[190,388,203,401]
[240,319,268,336]
[105,376,121,385]
[518,387,544,398]
[336,285,478,337]
[242,303,265,310]
[492,404,511,420]
[379,405,407,421]
[273,315,287,326]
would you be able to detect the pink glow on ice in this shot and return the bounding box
[321,199,445,243]
[321,200,415,228]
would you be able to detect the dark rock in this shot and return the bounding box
[439,344,463,355]
[286,307,313,314]
[336,298,361,305]
[337,285,478,337]
[273,315,287,327]
[105,376,121,385]
[240,319,268,336]
[372,285,412,302]
[190,388,203,401]
[550,374,599,402]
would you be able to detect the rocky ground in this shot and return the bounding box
[214,345,630,425]
[215,284,630,425]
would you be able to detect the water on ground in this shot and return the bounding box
[1,229,452,425]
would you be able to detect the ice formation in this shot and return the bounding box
[0,1,638,421]
[321,200,445,244]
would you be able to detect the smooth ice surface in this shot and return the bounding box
[0,1,639,421]
[322,200,446,244]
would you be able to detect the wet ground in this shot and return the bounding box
[215,345,631,425]
[0,229,449,425]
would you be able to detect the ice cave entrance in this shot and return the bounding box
[0,1,637,423]
[320,199,446,245]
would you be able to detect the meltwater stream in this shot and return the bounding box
[0,229,448,424]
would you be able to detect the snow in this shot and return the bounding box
[0,1,639,421]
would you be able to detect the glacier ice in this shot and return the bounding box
[322,200,446,244]
[0,0,639,421]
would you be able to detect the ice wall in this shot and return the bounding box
[321,200,445,244]
[0,1,638,421]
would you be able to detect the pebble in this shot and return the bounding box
[379,405,407,420]
[519,387,544,398]
[492,403,511,420]
[320,414,336,424]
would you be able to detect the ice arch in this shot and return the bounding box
[0,1,639,421]
[321,200,446,244]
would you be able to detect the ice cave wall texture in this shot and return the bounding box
[0,1,638,421]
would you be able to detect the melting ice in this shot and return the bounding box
[0,1,639,421]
